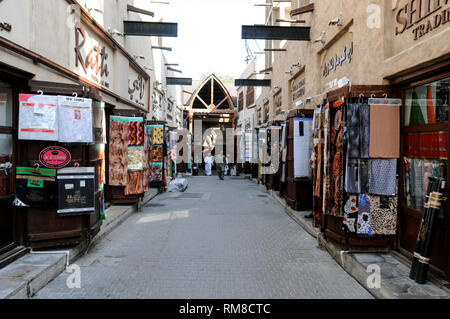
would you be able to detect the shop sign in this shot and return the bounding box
[395,0,450,40]
[292,78,306,102]
[274,92,282,115]
[323,42,353,78]
[39,146,71,169]
[128,74,146,107]
[75,23,112,89]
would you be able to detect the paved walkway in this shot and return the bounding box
[34,176,372,299]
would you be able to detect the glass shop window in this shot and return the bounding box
[403,156,447,213]
[0,82,13,127]
[404,77,449,126]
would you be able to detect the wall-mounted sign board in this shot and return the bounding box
[235,79,271,87]
[166,77,192,86]
[242,25,310,41]
[124,21,178,37]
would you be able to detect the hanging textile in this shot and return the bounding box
[369,159,397,196]
[150,163,163,181]
[128,120,144,146]
[369,104,400,158]
[409,89,426,126]
[57,96,93,143]
[109,117,129,186]
[322,104,331,214]
[328,101,345,216]
[426,85,436,124]
[151,145,164,163]
[143,125,150,192]
[368,195,398,235]
[124,171,144,196]
[345,158,359,194]
[127,146,145,171]
[358,159,370,194]
[404,131,448,159]
[18,94,59,141]
[313,108,323,197]
[359,103,370,158]
[151,126,164,145]
[346,104,360,158]
[357,194,372,235]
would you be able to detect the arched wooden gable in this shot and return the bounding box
[189,74,235,111]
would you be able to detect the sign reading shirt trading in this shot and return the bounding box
[39,146,72,169]
[395,0,450,40]
[75,23,113,89]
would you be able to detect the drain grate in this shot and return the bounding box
[177,193,203,199]
[144,203,166,208]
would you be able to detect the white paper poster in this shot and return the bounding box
[58,96,93,143]
[293,117,313,178]
[18,94,59,141]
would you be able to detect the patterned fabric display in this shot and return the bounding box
[344,195,358,215]
[369,159,397,196]
[359,103,370,158]
[346,104,360,158]
[150,165,163,181]
[329,107,344,216]
[151,146,164,163]
[127,146,145,171]
[358,159,369,194]
[109,118,128,186]
[151,127,164,145]
[368,195,398,235]
[124,171,144,195]
[128,121,144,146]
[345,158,359,194]
[357,194,372,235]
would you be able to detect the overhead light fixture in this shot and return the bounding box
[165,63,179,66]
[152,46,172,51]
[86,7,103,14]
[314,31,326,44]
[329,12,344,26]
[144,66,153,71]
[329,18,343,26]
[254,4,273,7]
[276,19,306,23]
[108,28,123,36]
[151,1,170,4]
[133,54,145,60]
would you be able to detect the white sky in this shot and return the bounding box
[153,0,266,80]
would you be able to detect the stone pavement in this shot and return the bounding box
[34,176,373,299]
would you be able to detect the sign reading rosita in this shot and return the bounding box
[39,146,71,169]
[75,23,111,88]
[395,0,450,40]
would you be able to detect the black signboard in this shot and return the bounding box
[57,167,95,216]
[242,25,310,41]
[124,21,178,37]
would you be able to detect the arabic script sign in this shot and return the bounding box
[323,42,353,78]
[39,146,71,169]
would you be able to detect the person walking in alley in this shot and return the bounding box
[204,153,213,176]
[215,153,225,180]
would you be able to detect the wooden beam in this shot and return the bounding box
[214,96,228,110]
[195,95,210,109]
[127,4,154,17]
[290,3,314,16]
